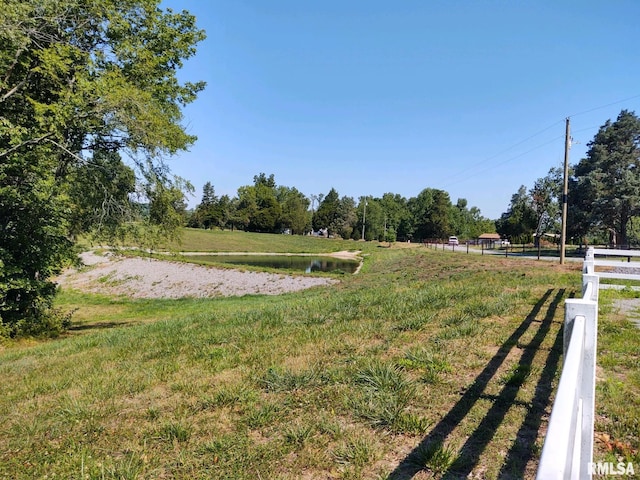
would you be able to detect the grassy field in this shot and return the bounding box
[0,230,638,479]
[166,228,367,253]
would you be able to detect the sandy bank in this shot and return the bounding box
[55,252,340,299]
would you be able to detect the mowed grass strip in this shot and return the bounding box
[1,243,586,479]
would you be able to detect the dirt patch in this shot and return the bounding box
[55,252,339,299]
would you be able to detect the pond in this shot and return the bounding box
[191,255,359,274]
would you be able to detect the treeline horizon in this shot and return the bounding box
[187,109,640,246]
[186,173,496,242]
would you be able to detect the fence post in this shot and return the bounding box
[563,296,597,361]
[585,247,594,262]
[582,274,599,302]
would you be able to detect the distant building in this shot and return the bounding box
[478,233,501,248]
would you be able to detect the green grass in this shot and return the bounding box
[167,228,367,253]
[406,441,459,476]
[592,289,640,468]
[1,236,621,479]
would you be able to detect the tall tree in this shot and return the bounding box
[0,0,205,334]
[530,167,562,240]
[67,150,137,239]
[253,173,276,189]
[313,188,340,235]
[450,198,494,239]
[234,185,256,231]
[573,110,640,246]
[235,173,281,233]
[250,175,281,232]
[379,193,411,240]
[190,182,223,229]
[496,185,537,243]
[410,188,453,240]
[335,195,357,239]
[217,194,234,230]
[201,182,217,208]
[567,174,594,246]
[356,197,384,241]
[276,186,310,235]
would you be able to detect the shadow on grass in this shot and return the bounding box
[389,288,566,479]
[68,321,132,331]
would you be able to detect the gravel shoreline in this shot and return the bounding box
[55,252,340,299]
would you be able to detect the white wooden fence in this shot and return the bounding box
[588,247,640,290]
[537,249,599,479]
[537,247,640,479]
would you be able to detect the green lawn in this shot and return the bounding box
[0,232,637,479]
[168,228,367,253]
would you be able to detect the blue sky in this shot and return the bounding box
[161,0,640,219]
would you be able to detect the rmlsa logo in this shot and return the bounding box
[588,462,635,476]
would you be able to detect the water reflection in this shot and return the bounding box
[193,255,359,274]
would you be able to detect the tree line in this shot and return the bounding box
[187,173,495,243]
[188,110,640,248]
[497,110,640,247]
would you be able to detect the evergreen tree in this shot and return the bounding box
[191,182,222,229]
[313,188,340,235]
[573,110,640,246]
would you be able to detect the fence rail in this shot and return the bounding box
[537,246,640,478]
[536,248,599,480]
[588,248,640,289]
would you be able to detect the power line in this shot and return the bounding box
[438,119,565,185]
[441,134,565,189]
[568,94,640,118]
[438,94,640,189]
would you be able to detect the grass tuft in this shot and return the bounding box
[349,361,420,432]
[332,435,378,467]
[159,422,191,443]
[258,367,320,392]
[408,441,458,475]
[398,348,451,384]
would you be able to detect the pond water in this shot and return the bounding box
[192,255,359,274]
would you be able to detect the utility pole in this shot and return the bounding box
[361,197,367,241]
[560,117,570,264]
